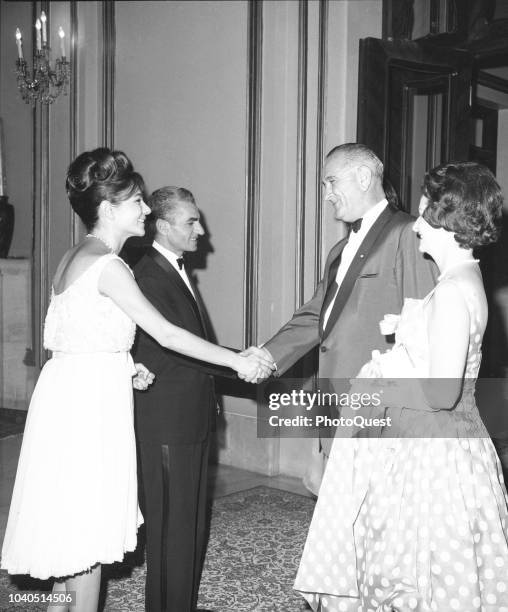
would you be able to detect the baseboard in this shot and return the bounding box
[0,407,26,438]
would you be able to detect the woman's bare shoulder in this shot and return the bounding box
[52,240,110,294]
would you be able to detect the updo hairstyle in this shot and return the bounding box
[422,161,503,249]
[66,148,145,231]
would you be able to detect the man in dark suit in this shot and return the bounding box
[133,186,222,612]
[244,144,437,476]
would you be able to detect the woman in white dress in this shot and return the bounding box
[0,148,273,612]
[294,161,508,611]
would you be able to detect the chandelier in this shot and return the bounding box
[15,11,70,105]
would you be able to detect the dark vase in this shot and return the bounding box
[0,195,14,258]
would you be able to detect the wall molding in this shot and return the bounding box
[243,0,263,348]
[102,0,115,148]
[69,0,79,245]
[37,104,50,368]
[33,0,51,369]
[314,0,328,283]
[295,0,308,309]
[27,0,38,368]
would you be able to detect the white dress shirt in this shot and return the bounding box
[322,198,388,329]
[152,240,196,298]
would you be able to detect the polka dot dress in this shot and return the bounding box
[294,282,508,611]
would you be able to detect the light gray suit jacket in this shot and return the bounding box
[264,205,437,380]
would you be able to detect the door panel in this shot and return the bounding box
[358,37,473,213]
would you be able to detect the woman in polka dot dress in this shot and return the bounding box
[294,161,508,612]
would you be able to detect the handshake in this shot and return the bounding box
[236,346,276,384]
[133,346,276,391]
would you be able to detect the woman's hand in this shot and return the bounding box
[234,348,276,383]
[356,351,384,378]
[132,362,155,391]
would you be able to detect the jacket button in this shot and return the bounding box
[320,346,328,352]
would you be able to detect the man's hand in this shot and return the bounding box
[133,362,155,391]
[237,346,276,383]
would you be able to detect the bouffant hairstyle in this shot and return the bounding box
[422,161,503,249]
[66,148,145,231]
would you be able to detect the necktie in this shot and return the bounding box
[349,218,363,233]
[176,257,185,270]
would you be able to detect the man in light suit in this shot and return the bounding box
[247,143,436,447]
[133,187,227,612]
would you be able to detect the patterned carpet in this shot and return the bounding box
[0,486,315,611]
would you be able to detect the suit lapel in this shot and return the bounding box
[147,248,209,338]
[319,238,348,335]
[325,238,348,296]
[321,205,397,341]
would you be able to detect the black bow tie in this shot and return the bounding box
[349,218,363,233]
[176,257,185,270]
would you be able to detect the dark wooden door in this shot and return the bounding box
[357,37,474,213]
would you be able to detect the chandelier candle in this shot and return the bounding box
[35,19,41,51]
[40,11,47,45]
[15,29,23,60]
[58,27,66,58]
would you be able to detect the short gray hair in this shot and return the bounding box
[326,143,383,180]
[148,186,195,223]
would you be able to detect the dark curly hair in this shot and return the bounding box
[422,161,503,249]
[66,148,145,231]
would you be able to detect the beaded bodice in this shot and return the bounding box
[44,254,136,353]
